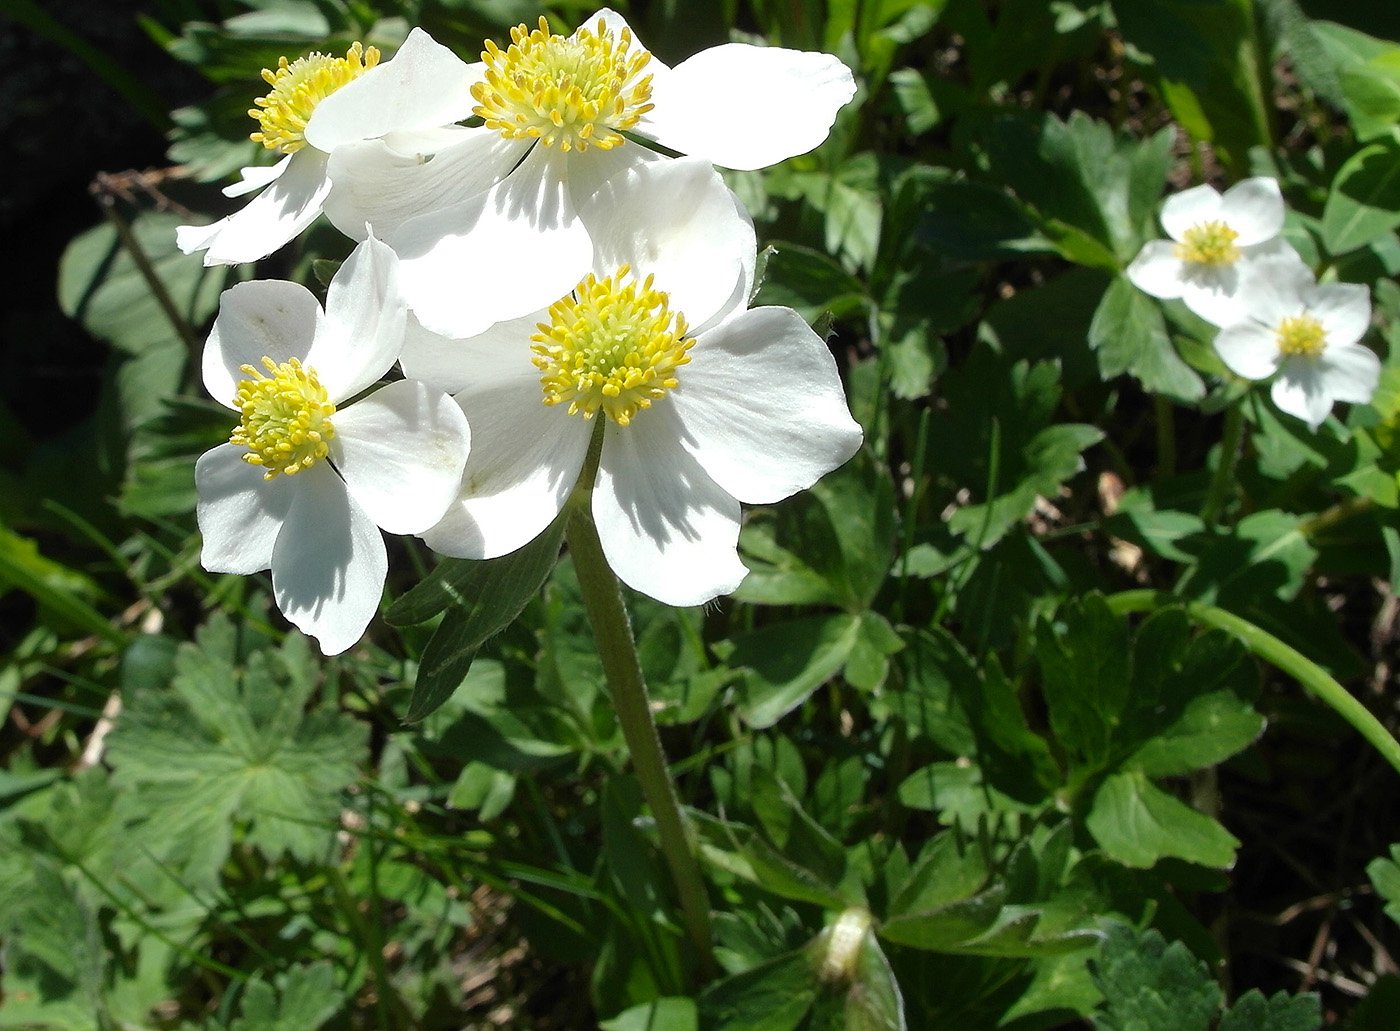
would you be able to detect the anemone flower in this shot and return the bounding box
[399,157,862,607]
[196,235,471,652]
[310,8,858,339]
[1212,259,1379,430]
[1126,177,1303,327]
[177,34,479,266]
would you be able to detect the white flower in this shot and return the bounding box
[195,235,472,653]
[400,158,863,607]
[1126,177,1302,326]
[1212,260,1379,430]
[177,33,479,266]
[313,8,857,338]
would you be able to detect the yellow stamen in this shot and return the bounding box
[249,42,380,154]
[471,17,654,153]
[230,356,337,479]
[1275,314,1328,359]
[1174,220,1241,267]
[531,266,691,426]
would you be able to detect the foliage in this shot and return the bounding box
[5,0,1400,1028]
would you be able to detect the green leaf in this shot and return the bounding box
[986,112,1174,265]
[0,523,123,645]
[1215,989,1321,1031]
[387,508,567,722]
[1086,771,1241,869]
[1088,923,1222,1031]
[697,949,817,1031]
[600,997,699,1031]
[1366,843,1400,926]
[1322,138,1400,254]
[223,962,345,1031]
[1113,0,1272,171]
[105,615,369,888]
[725,613,863,729]
[1036,593,1132,775]
[1089,277,1207,401]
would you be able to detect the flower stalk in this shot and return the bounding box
[1106,589,1400,779]
[565,426,716,981]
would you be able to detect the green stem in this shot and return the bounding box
[1298,494,1376,538]
[1106,589,1400,778]
[565,434,716,981]
[1200,402,1246,529]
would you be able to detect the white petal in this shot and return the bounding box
[330,379,472,534]
[323,131,528,241]
[1271,361,1333,430]
[421,371,591,560]
[307,233,405,401]
[1179,265,1248,327]
[592,416,747,607]
[671,307,862,504]
[203,280,324,407]
[1125,240,1187,300]
[1219,177,1284,246]
[181,149,332,266]
[271,463,387,655]
[304,28,481,152]
[580,156,755,330]
[1212,321,1281,380]
[1159,184,1223,242]
[222,157,290,198]
[640,44,855,171]
[1307,282,1372,346]
[391,145,592,338]
[1231,247,1313,324]
[1319,343,1381,404]
[398,309,545,395]
[195,444,296,574]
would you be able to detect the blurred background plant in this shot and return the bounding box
[5,0,1400,1028]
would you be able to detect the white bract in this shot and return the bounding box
[314,8,857,338]
[1212,260,1379,430]
[1126,177,1301,326]
[177,33,479,266]
[401,158,863,607]
[195,235,472,654]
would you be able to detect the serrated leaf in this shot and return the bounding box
[1089,277,1206,402]
[1089,923,1222,1031]
[105,615,368,888]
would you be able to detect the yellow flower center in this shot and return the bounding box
[249,42,380,154]
[230,357,337,479]
[1275,314,1328,359]
[471,16,654,153]
[1173,220,1241,267]
[531,266,691,426]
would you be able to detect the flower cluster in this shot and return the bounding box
[184,9,863,652]
[1127,177,1380,430]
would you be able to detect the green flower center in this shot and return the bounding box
[531,266,691,426]
[249,42,380,155]
[230,356,337,479]
[471,17,654,153]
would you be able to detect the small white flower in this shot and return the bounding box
[314,8,857,338]
[401,158,863,607]
[195,235,472,653]
[177,34,479,266]
[1127,177,1301,326]
[1212,260,1379,430]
